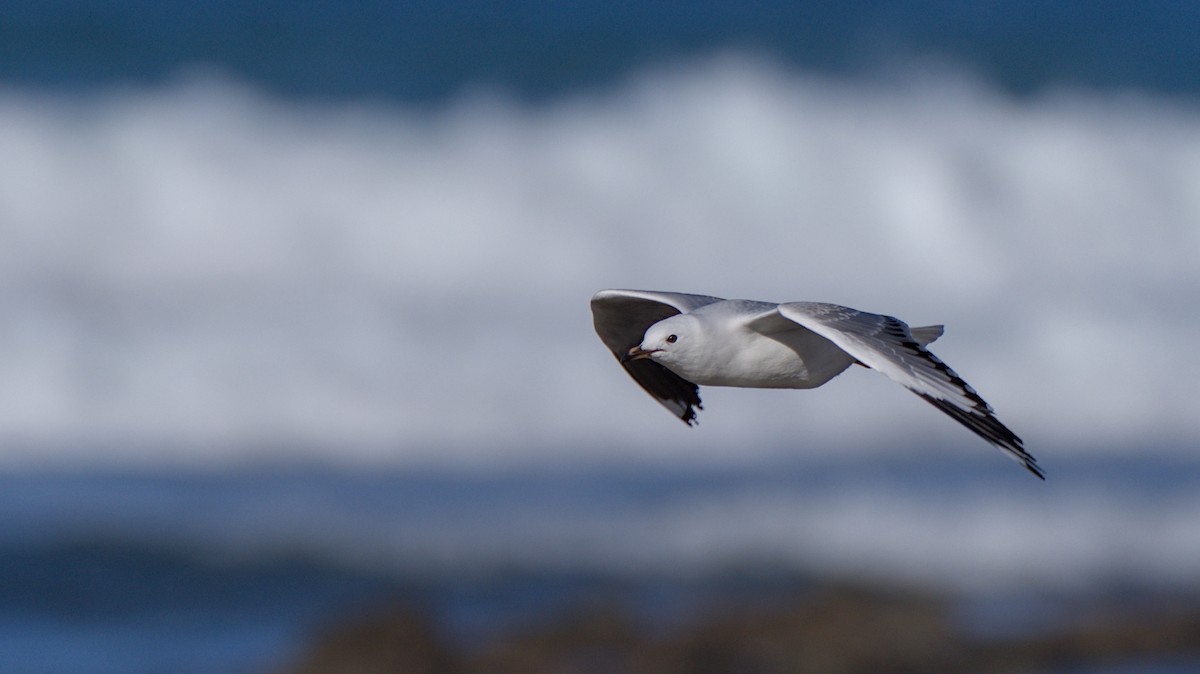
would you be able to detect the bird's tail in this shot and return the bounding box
[910,324,944,347]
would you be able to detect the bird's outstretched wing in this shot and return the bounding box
[772,302,1043,479]
[591,289,724,425]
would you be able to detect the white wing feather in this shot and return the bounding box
[774,302,1042,479]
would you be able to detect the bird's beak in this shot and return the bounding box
[622,345,659,363]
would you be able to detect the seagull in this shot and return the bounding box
[591,289,1043,479]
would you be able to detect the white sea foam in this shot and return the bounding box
[1,57,1198,469]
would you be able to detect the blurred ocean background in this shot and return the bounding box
[3,1,1200,672]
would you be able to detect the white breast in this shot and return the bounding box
[674,327,854,389]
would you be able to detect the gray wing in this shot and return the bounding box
[591,289,724,425]
[775,302,1043,479]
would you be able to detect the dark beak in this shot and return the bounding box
[622,345,659,363]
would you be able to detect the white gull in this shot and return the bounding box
[591,289,1043,479]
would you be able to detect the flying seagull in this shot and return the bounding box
[591,289,1043,479]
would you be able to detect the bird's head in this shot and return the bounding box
[623,314,698,368]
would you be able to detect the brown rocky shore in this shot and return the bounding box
[280,583,1200,674]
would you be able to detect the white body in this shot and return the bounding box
[651,301,854,389]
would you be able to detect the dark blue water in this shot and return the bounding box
[2,0,1199,100]
[0,543,393,674]
[0,536,817,674]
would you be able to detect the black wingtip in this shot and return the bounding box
[1024,458,1046,481]
[916,393,1044,480]
[680,401,702,426]
[620,358,703,428]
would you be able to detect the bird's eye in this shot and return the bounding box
[666,334,677,343]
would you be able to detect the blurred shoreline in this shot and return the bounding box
[282,579,1200,674]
